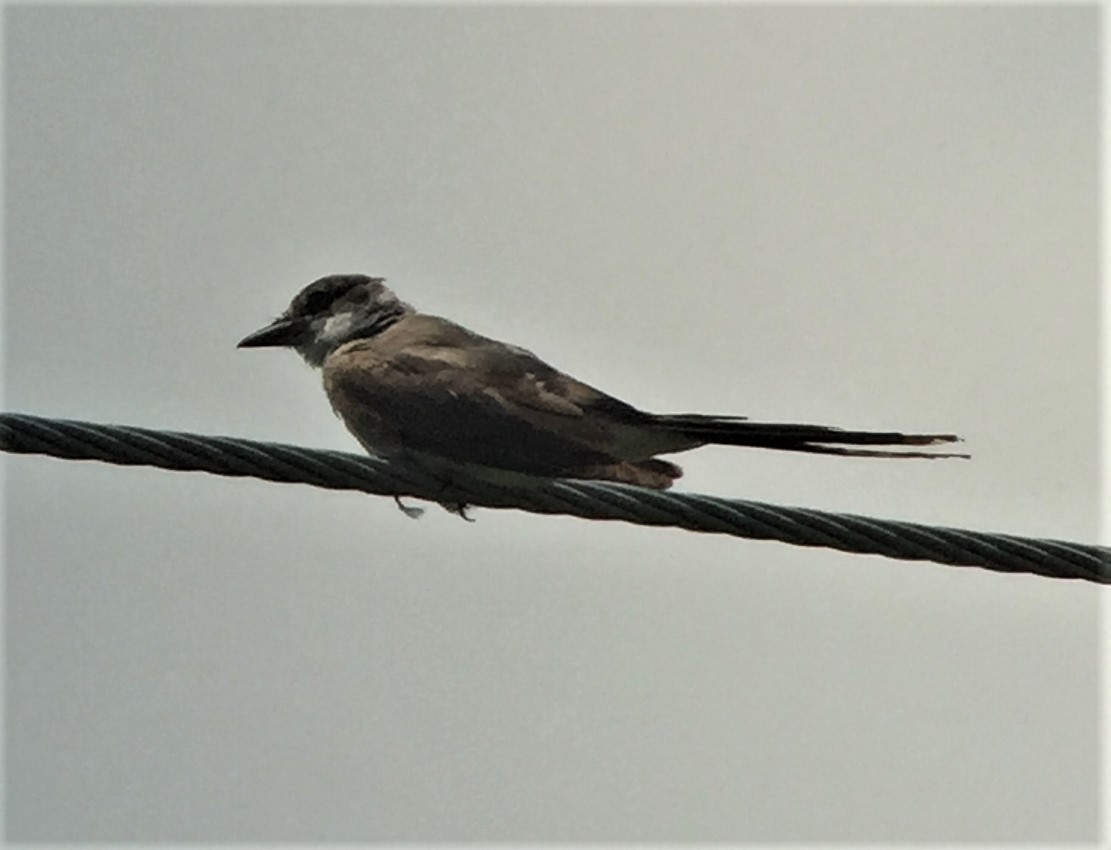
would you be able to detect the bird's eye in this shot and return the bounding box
[301,290,335,315]
[294,276,363,315]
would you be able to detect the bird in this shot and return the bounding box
[238,274,966,512]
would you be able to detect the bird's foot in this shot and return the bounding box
[394,496,426,519]
[440,501,476,522]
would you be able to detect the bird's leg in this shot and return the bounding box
[392,451,476,522]
[393,495,426,519]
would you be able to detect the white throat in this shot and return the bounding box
[296,311,361,368]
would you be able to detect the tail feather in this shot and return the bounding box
[655,414,968,459]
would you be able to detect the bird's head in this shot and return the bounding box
[237,274,412,367]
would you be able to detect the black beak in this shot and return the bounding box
[237,317,307,349]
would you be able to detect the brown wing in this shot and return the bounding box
[321,317,653,476]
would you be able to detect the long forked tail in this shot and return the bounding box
[656,414,969,459]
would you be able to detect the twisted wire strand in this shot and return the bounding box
[2,412,1106,584]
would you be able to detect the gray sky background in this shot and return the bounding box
[2,4,1102,843]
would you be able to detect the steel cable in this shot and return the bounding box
[2,412,1106,584]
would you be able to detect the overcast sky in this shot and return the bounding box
[3,4,1102,843]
